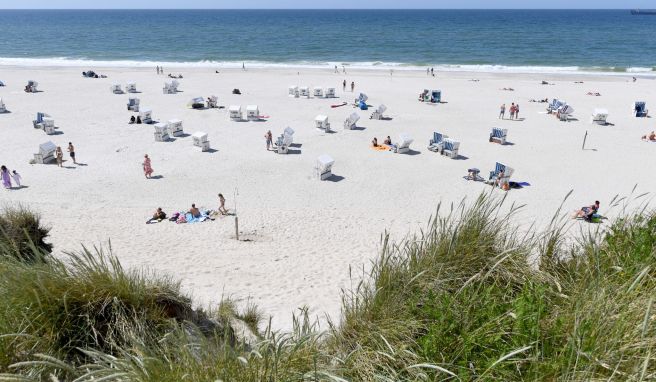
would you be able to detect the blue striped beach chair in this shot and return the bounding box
[488,162,514,189]
[428,132,448,152]
[489,127,508,145]
[441,138,460,159]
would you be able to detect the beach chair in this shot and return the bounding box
[192,132,210,151]
[488,162,514,190]
[0,98,6,113]
[32,112,56,134]
[394,133,413,154]
[316,154,334,180]
[422,89,441,103]
[229,105,243,121]
[299,86,310,98]
[207,95,218,108]
[168,119,184,136]
[163,80,179,94]
[125,82,137,93]
[591,108,608,125]
[428,132,448,152]
[139,109,153,124]
[634,102,648,117]
[33,141,57,164]
[313,87,324,98]
[343,112,360,130]
[547,99,565,114]
[110,84,123,94]
[274,127,295,154]
[127,97,140,112]
[246,105,260,121]
[355,93,368,104]
[441,138,460,159]
[315,115,331,132]
[153,123,171,142]
[370,104,387,120]
[558,105,574,121]
[189,97,205,109]
[25,80,38,93]
[489,127,508,144]
[324,87,336,98]
[0,80,4,86]
[289,86,299,98]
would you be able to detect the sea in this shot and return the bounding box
[0,9,655,75]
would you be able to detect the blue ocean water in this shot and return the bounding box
[0,10,654,73]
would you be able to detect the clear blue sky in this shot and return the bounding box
[1,1,653,9]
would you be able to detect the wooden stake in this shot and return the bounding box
[235,216,239,241]
[582,131,588,150]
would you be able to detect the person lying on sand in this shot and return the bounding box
[573,201,600,221]
[189,204,201,218]
[587,92,601,96]
[147,208,167,224]
[642,131,656,141]
[501,87,514,91]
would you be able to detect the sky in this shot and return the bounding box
[0,0,652,8]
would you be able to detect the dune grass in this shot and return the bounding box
[0,194,654,381]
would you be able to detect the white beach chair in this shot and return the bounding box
[163,80,179,94]
[33,141,57,164]
[488,162,515,190]
[558,105,574,121]
[393,133,413,154]
[207,95,218,108]
[192,132,210,152]
[32,112,56,134]
[246,105,260,121]
[313,87,324,98]
[139,109,153,124]
[428,132,448,152]
[154,123,171,142]
[229,105,243,121]
[343,112,360,130]
[299,86,310,98]
[355,93,368,104]
[316,154,334,180]
[127,97,140,112]
[110,84,123,94]
[315,115,331,132]
[441,138,460,159]
[489,127,508,145]
[370,104,387,120]
[274,127,295,154]
[324,87,336,98]
[289,85,299,98]
[125,82,137,93]
[168,119,183,136]
[0,98,6,113]
[547,99,566,114]
[25,80,38,93]
[591,108,608,125]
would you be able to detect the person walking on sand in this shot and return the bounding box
[142,154,154,179]
[55,147,64,167]
[242,62,246,71]
[515,104,520,119]
[431,67,434,76]
[218,193,228,215]
[342,79,346,92]
[499,104,506,119]
[11,170,21,188]
[509,103,516,120]
[67,142,77,164]
[427,68,430,76]
[334,65,338,73]
[265,130,273,150]
[351,81,355,92]
[1,165,11,189]
[342,65,346,74]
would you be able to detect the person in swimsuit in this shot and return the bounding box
[55,147,64,167]
[384,136,392,145]
[189,204,201,218]
[67,142,76,164]
[218,193,228,215]
[372,137,378,147]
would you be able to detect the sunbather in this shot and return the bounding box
[384,136,392,145]
[136,116,142,124]
[129,115,136,124]
[372,137,378,147]
[573,201,600,221]
[189,204,201,218]
[146,207,167,224]
[641,131,656,141]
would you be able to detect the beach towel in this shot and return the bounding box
[371,144,391,152]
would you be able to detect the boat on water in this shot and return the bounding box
[631,9,656,15]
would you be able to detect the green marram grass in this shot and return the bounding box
[0,193,654,381]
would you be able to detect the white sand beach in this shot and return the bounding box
[1,66,655,329]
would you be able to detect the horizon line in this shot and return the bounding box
[0,8,642,10]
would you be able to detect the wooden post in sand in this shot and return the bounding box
[235,216,239,241]
[582,131,588,150]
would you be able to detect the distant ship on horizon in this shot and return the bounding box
[631,9,656,15]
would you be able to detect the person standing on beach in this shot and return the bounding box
[55,147,63,167]
[1,165,11,189]
[427,68,430,76]
[342,80,346,92]
[515,104,520,119]
[334,65,338,73]
[142,154,154,179]
[351,81,355,92]
[242,62,246,71]
[67,142,77,164]
[431,67,434,76]
[265,130,273,151]
[11,170,21,188]
[499,104,506,119]
[218,193,228,215]
[510,103,516,120]
[342,65,346,74]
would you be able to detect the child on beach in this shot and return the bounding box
[218,193,228,215]
[142,154,154,179]
[1,165,11,189]
[11,170,21,188]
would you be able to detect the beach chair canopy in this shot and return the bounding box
[376,104,387,114]
[192,131,208,141]
[443,138,459,151]
[561,105,574,115]
[315,115,328,123]
[357,93,368,102]
[154,122,168,132]
[247,105,259,112]
[139,109,152,116]
[317,155,334,171]
[0,80,4,86]
[398,133,414,147]
[348,112,360,124]
[433,132,445,144]
[229,105,241,112]
[283,127,295,137]
[128,97,139,105]
[39,141,56,155]
[168,118,182,125]
[191,97,204,104]
[635,102,646,111]
[593,108,608,116]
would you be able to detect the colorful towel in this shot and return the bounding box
[371,144,390,152]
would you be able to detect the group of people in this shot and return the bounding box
[426,67,435,77]
[129,115,143,124]
[499,103,520,120]
[156,66,164,74]
[642,131,656,141]
[371,136,393,147]
[342,80,356,92]
[55,142,77,168]
[146,194,229,224]
[1,165,22,189]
